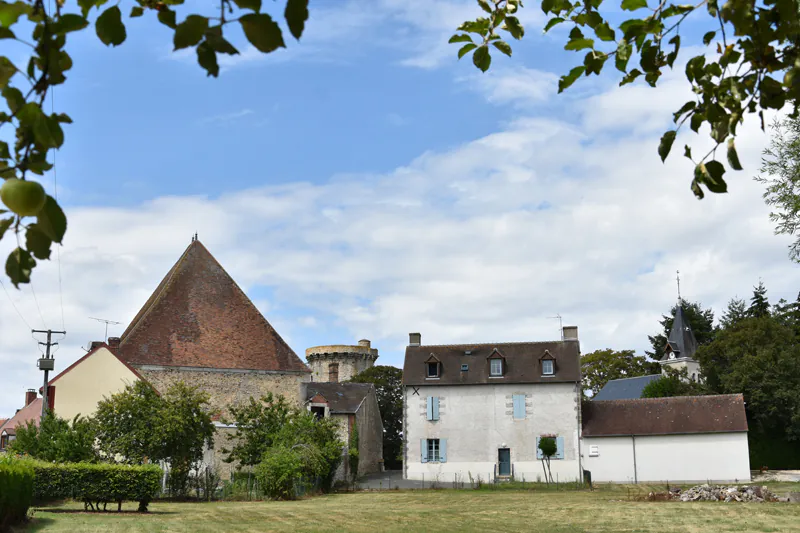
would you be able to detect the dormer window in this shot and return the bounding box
[427,362,439,378]
[542,359,554,375]
[490,358,503,377]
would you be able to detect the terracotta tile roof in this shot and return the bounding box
[1,398,42,436]
[582,394,748,437]
[118,240,309,373]
[402,340,581,386]
[302,383,373,414]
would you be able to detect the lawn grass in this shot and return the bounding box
[17,485,800,533]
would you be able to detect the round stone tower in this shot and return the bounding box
[305,339,379,383]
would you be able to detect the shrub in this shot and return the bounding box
[255,446,306,500]
[32,462,162,512]
[0,456,34,530]
[8,412,98,463]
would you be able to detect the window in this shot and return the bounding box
[420,438,448,463]
[536,436,565,460]
[328,363,339,382]
[427,439,440,462]
[542,359,554,375]
[426,396,440,421]
[310,406,325,420]
[490,358,503,376]
[427,362,439,378]
[512,394,525,419]
[461,364,469,371]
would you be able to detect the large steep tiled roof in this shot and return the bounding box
[118,240,309,373]
[582,394,748,436]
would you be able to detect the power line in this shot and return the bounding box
[1,278,32,330]
[29,281,48,329]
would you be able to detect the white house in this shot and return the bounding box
[402,327,584,483]
[582,394,751,483]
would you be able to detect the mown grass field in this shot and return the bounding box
[18,484,800,533]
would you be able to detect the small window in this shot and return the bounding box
[310,406,325,420]
[427,438,440,462]
[542,359,554,375]
[329,363,339,382]
[490,358,503,376]
[427,362,439,378]
[461,364,469,371]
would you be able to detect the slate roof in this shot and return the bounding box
[403,340,581,386]
[118,240,309,373]
[582,394,748,437]
[661,305,698,361]
[302,382,373,414]
[1,398,43,437]
[593,374,662,401]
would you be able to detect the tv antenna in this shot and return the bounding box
[548,314,563,340]
[89,317,122,340]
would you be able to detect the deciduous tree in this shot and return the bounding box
[580,349,659,397]
[8,411,97,462]
[349,365,403,469]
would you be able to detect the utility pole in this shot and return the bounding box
[32,329,66,419]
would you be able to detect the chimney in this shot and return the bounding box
[409,333,421,347]
[25,389,37,406]
[562,326,578,341]
[358,339,371,348]
[107,337,121,353]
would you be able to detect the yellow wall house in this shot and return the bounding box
[46,343,144,421]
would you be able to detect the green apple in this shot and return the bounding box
[0,178,47,217]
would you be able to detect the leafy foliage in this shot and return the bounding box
[0,456,34,530]
[538,436,556,484]
[580,349,659,397]
[719,296,748,329]
[30,461,162,512]
[645,300,715,359]
[0,0,310,286]
[747,280,771,318]
[453,0,800,199]
[7,411,98,463]
[349,365,403,469]
[221,392,293,467]
[348,422,359,483]
[639,366,706,398]
[756,117,800,262]
[94,380,164,464]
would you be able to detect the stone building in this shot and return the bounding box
[113,238,311,476]
[306,340,379,382]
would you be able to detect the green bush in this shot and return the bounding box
[0,456,34,530]
[255,446,308,500]
[32,462,162,512]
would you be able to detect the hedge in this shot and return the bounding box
[0,457,34,530]
[32,462,162,512]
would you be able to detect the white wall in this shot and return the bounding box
[582,432,751,483]
[404,382,582,483]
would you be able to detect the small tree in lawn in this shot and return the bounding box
[538,436,556,485]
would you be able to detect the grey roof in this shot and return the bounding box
[302,382,373,414]
[593,374,662,401]
[661,304,698,361]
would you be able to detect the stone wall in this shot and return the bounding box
[305,342,379,383]
[356,388,384,476]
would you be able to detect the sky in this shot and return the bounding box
[1,0,798,416]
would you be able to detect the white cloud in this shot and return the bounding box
[197,108,254,125]
[459,67,559,108]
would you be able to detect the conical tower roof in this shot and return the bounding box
[118,240,309,373]
[661,304,698,361]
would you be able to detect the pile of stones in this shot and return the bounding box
[673,484,777,502]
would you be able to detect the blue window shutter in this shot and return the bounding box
[432,397,440,421]
[536,437,543,460]
[556,436,565,459]
[426,397,433,420]
[440,439,447,463]
[513,394,524,419]
[421,439,428,463]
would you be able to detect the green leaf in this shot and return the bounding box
[233,0,262,10]
[658,130,676,162]
[25,224,51,260]
[196,41,219,77]
[130,6,144,17]
[206,30,239,55]
[473,45,491,72]
[620,68,642,85]
[78,0,104,18]
[55,14,89,34]
[702,31,716,45]
[478,0,493,13]
[0,27,14,39]
[0,217,12,240]
[615,40,631,72]
[458,43,477,59]
[684,144,692,160]
[595,22,615,41]
[558,66,585,92]
[96,6,126,46]
[621,0,648,10]
[174,15,208,50]
[584,50,607,75]
[691,176,705,199]
[727,138,742,170]
[666,34,680,68]
[36,195,67,243]
[34,114,64,149]
[543,17,564,32]
[449,34,473,44]
[492,40,512,57]
[6,247,35,288]
[0,2,30,27]
[239,14,285,53]
[565,38,594,51]
[284,0,309,40]
[503,16,524,40]
[158,9,177,29]
[0,57,16,89]
[696,161,727,193]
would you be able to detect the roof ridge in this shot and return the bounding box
[604,374,662,382]
[596,393,743,404]
[414,340,566,348]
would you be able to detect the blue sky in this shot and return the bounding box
[1,0,798,415]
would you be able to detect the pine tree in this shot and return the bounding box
[748,281,771,318]
[720,297,748,329]
[774,292,800,332]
